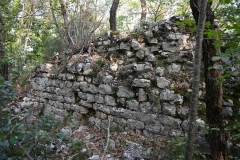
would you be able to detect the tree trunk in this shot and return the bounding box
[109,0,119,31]
[0,13,8,80]
[185,0,207,159]
[140,0,147,22]
[59,0,73,47]
[190,0,227,159]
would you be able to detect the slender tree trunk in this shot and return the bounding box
[185,0,207,159]
[140,0,147,22]
[109,0,119,31]
[0,13,8,80]
[190,0,227,159]
[59,0,73,47]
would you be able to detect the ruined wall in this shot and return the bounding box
[21,17,201,137]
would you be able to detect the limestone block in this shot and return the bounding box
[83,63,93,75]
[58,74,66,80]
[64,103,71,110]
[117,86,135,98]
[39,63,53,73]
[51,106,67,116]
[156,77,171,89]
[149,38,158,44]
[132,112,158,124]
[113,117,127,127]
[72,82,80,91]
[95,94,104,104]
[138,88,147,102]
[66,63,77,73]
[105,95,116,106]
[65,81,73,88]
[78,92,87,100]
[54,101,64,110]
[139,102,152,113]
[160,89,183,104]
[131,39,141,50]
[144,30,153,37]
[161,52,170,57]
[72,104,89,114]
[133,63,145,71]
[132,79,151,87]
[122,142,151,160]
[80,100,93,108]
[46,87,55,93]
[167,63,181,73]
[119,32,129,41]
[86,93,95,103]
[127,119,145,129]
[223,107,233,117]
[110,63,118,71]
[103,75,113,84]
[98,84,115,94]
[162,102,176,116]
[76,63,84,73]
[145,122,163,133]
[177,106,189,119]
[77,76,84,82]
[64,96,75,103]
[151,46,159,52]
[145,54,156,62]
[126,51,134,57]
[111,107,133,119]
[159,115,181,129]
[126,100,139,111]
[223,99,234,107]
[64,89,74,96]
[108,46,117,52]
[156,67,165,76]
[88,84,98,94]
[96,111,108,120]
[120,42,131,50]
[93,104,111,114]
[103,40,111,46]
[79,82,88,92]
[136,50,145,59]
[167,32,182,40]
[164,23,172,30]
[50,80,60,87]
[162,42,178,52]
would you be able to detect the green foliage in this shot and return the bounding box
[0,77,17,107]
[69,140,88,160]
[166,137,206,160]
[0,112,63,159]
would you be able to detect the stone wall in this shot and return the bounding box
[22,16,201,137]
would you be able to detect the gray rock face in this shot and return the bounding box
[157,77,171,89]
[156,67,165,76]
[167,32,182,40]
[162,42,178,52]
[131,39,141,50]
[138,88,147,102]
[162,102,176,116]
[136,50,145,59]
[160,89,183,104]
[117,86,135,98]
[98,84,115,95]
[126,100,139,111]
[105,95,117,106]
[27,16,205,139]
[122,142,151,160]
[127,119,144,129]
[167,63,181,73]
[132,79,151,87]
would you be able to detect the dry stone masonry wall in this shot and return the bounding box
[21,16,221,137]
